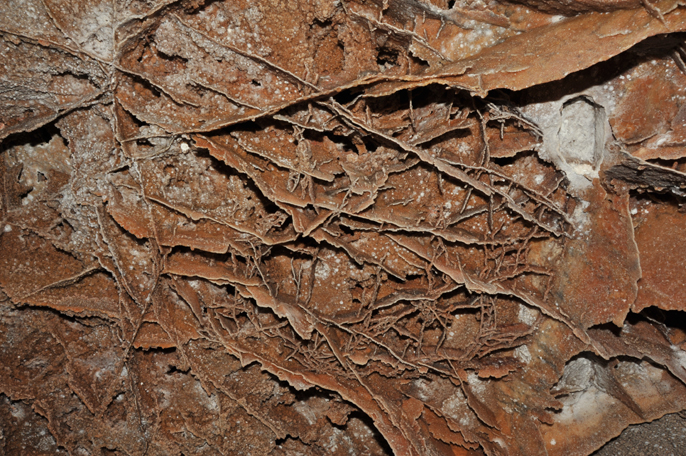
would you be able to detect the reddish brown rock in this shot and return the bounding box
[3,1,686,455]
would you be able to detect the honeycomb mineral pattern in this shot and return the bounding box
[2,0,686,455]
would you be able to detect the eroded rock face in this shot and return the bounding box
[1,1,686,455]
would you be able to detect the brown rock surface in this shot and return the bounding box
[2,1,686,455]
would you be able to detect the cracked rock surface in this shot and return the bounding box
[2,0,686,455]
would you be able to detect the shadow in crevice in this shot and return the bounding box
[511,33,686,107]
[0,122,64,153]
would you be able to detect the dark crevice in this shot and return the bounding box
[166,364,191,375]
[0,123,63,152]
